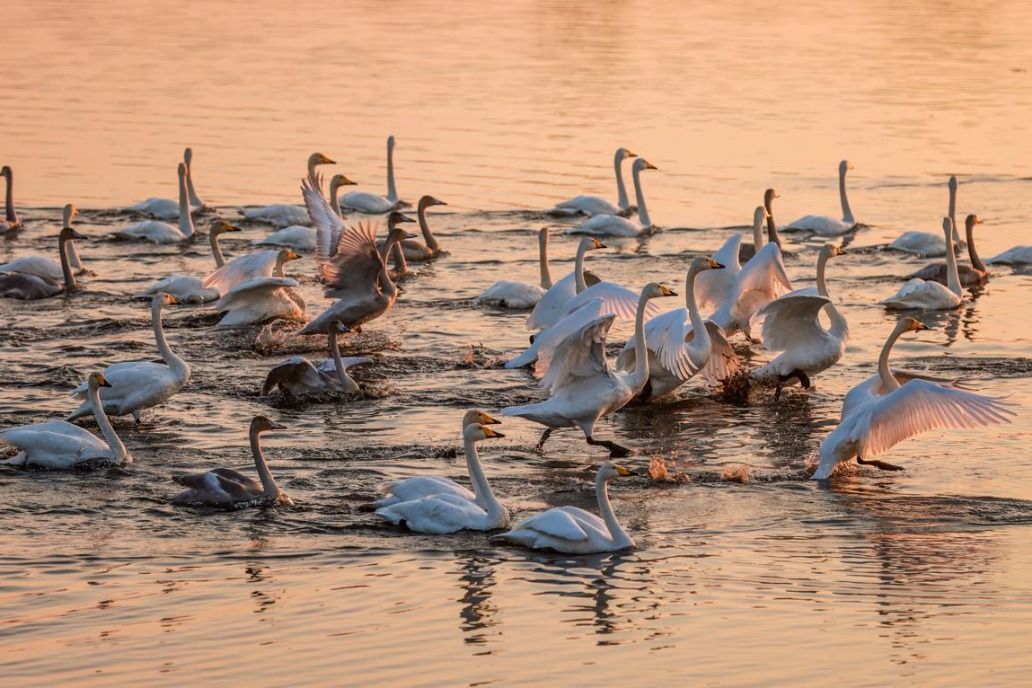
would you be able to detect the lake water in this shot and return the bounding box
[2,1,1031,685]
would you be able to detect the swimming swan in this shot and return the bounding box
[0,224,85,300]
[242,152,336,227]
[782,160,858,235]
[909,214,988,286]
[1,204,85,281]
[137,219,242,303]
[379,195,447,262]
[476,228,554,310]
[128,148,205,219]
[887,176,960,257]
[339,135,404,214]
[566,159,657,237]
[986,245,1032,265]
[880,218,963,310]
[550,148,638,217]
[114,163,195,243]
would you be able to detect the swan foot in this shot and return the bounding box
[587,436,631,458]
[535,427,554,451]
[793,370,812,389]
[856,456,905,472]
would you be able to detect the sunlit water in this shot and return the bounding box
[2,1,1032,685]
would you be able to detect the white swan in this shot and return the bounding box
[339,135,404,214]
[751,244,848,396]
[880,218,963,310]
[887,176,960,257]
[812,317,1014,480]
[475,228,552,309]
[375,423,509,534]
[707,239,792,339]
[127,148,204,219]
[261,321,371,397]
[252,174,357,252]
[114,163,195,243]
[215,276,306,327]
[501,282,678,456]
[379,195,447,262]
[0,373,131,469]
[909,215,988,286]
[1,205,85,281]
[783,160,858,235]
[549,148,638,217]
[204,246,300,295]
[566,159,657,237]
[241,152,336,227]
[987,245,1032,265]
[616,257,737,400]
[136,219,242,304]
[522,236,604,328]
[68,293,190,426]
[183,147,207,210]
[1,165,22,231]
[172,416,293,506]
[490,462,636,554]
[0,224,85,300]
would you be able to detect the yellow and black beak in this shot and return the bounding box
[709,259,725,269]
[483,426,505,439]
[659,285,678,297]
[614,464,636,477]
[592,239,607,249]
[480,413,501,425]
[98,374,112,388]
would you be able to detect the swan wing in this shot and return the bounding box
[203,250,278,291]
[538,313,616,394]
[531,298,606,378]
[755,293,832,351]
[526,272,580,330]
[700,321,740,383]
[321,220,383,299]
[216,277,298,311]
[710,234,744,272]
[562,281,658,325]
[301,177,344,264]
[510,507,591,541]
[734,243,793,302]
[643,308,698,380]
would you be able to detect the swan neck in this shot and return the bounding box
[538,229,553,289]
[614,151,630,209]
[391,241,409,273]
[66,239,84,271]
[752,212,765,248]
[632,164,651,228]
[209,231,227,268]
[877,326,907,392]
[418,201,440,252]
[948,181,958,239]
[966,221,985,272]
[465,435,503,516]
[88,382,130,462]
[58,233,77,292]
[839,167,854,224]
[330,188,343,217]
[378,264,397,298]
[685,265,706,336]
[574,241,589,293]
[595,473,632,548]
[816,252,848,338]
[815,252,830,297]
[307,158,319,189]
[328,329,360,394]
[386,139,398,203]
[4,172,15,223]
[186,161,204,208]
[943,223,962,296]
[765,204,782,250]
[177,172,194,238]
[626,290,652,391]
[151,299,186,372]
[249,429,281,499]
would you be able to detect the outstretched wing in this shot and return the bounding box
[561,281,659,326]
[755,292,831,352]
[216,277,298,311]
[699,321,740,382]
[538,313,616,394]
[302,176,345,265]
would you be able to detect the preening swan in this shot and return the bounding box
[549,147,638,217]
[241,152,336,227]
[127,148,204,219]
[987,245,1032,265]
[783,160,858,235]
[68,293,190,426]
[114,163,195,243]
[524,236,604,330]
[1,165,21,231]
[887,176,960,257]
[501,282,678,456]
[811,317,1014,480]
[215,274,306,327]
[0,224,85,300]
[379,195,447,262]
[137,219,242,303]
[616,257,737,400]
[375,423,510,534]
[261,321,371,397]
[253,174,357,252]
[0,373,131,469]
[880,218,963,310]
[751,244,848,396]
[1,205,85,281]
[172,416,293,506]
[339,135,404,214]
[490,462,636,554]
[566,158,657,237]
[909,215,988,286]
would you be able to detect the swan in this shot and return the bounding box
[616,257,737,400]
[172,416,293,506]
[705,236,793,339]
[0,224,85,300]
[215,275,306,327]
[375,423,509,533]
[475,228,552,309]
[378,195,447,262]
[241,152,336,227]
[128,148,205,219]
[880,218,963,310]
[0,205,86,281]
[909,215,988,286]
[0,373,131,469]
[566,159,657,237]
[751,244,848,396]
[136,219,242,303]
[261,321,372,397]
[204,245,301,294]
[376,212,418,278]
[762,188,785,251]
[339,135,404,214]
[887,176,960,257]
[523,236,604,329]
[811,317,1014,480]
[501,282,678,456]
[1,165,21,231]
[372,410,502,508]
[783,160,858,235]
[114,163,195,243]
[490,462,636,554]
[987,245,1032,265]
[734,206,768,264]
[549,148,638,217]
[67,293,190,426]
[252,174,357,252]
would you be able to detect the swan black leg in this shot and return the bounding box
[535,427,554,450]
[586,435,631,458]
[857,456,905,472]
[640,377,653,402]
[792,369,812,389]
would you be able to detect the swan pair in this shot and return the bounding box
[262,321,372,397]
[1,165,21,231]
[137,219,242,303]
[880,218,963,310]
[1,373,131,469]
[338,135,405,214]
[812,317,1014,480]
[566,158,657,237]
[128,147,206,219]
[172,416,293,506]
[549,147,638,218]
[242,152,336,227]
[781,160,858,235]
[0,222,87,300]
[115,163,196,243]
[378,195,447,262]
[888,176,961,257]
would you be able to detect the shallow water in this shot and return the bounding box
[2,1,1032,685]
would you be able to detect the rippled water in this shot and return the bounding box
[2,1,1032,685]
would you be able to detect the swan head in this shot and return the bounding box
[329,320,352,334]
[949,175,958,192]
[154,292,179,308]
[87,372,112,390]
[839,160,853,174]
[330,174,358,191]
[965,214,982,231]
[598,461,637,481]
[62,203,79,227]
[462,410,501,428]
[464,423,505,442]
[251,416,287,434]
[0,166,10,179]
[184,147,193,165]
[418,195,447,209]
[617,147,637,160]
[822,244,846,259]
[941,216,956,238]
[387,135,396,150]
[633,158,658,172]
[310,152,336,166]
[210,219,240,235]
[764,188,779,208]
[58,226,88,243]
[278,250,302,266]
[177,162,187,179]
[896,316,928,334]
[643,282,678,299]
[579,237,606,252]
[387,211,416,229]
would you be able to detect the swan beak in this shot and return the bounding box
[285,251,301,262]
[592,239,607,249]
[915,322,929,331]
[342,176,358,186]
[836,248,847,256]
[645,162,658,170]
[659,285,677,297]
[614,464,636,477]
[97,374,112,388]
[398,214,416,223]
[480,413,502,425]
[164,294,179,305]
[709,259,725,269]
[483,427,505,439]
[435,199,448,206]
[626,150,637,158]
[401,229,417,239]
[321,155,336,165]
[267,420,288,430]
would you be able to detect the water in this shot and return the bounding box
[2,1,1032,685]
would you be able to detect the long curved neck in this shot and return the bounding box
[614,152,630,209]
[464,436,503,516]
[624,292,653,392]
[815,252,848,338]
[386,140,398,203]
[595,474,633,548]
[330,179,344,217]
[66,238,84,271]
[943,223,961,296]
[151,299,187,373]
[538,229,553,289]
[58,234,78,292]
[391,241,409,273]
[377,264,398,299]
[307,158,320,189]
[839,168,854,223]
[417,201,440,252]
[632,165,651,227]
[752,209,765,249]
[88,383,130,462]
[966,221,985,272]
[209,231,228,268]
[4,173,16,223]
[249,429,281,499]
[574,241,590,293]
[328,329,360,394]
[186,162,204,208]
[948,179,958,241]
[765,199,782,250]
[177,173,194,238]
[877,326,909,392]
[685,265,706,340]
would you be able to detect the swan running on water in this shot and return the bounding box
[491,462,636,554]
[339,135,405,214]
[566,158,657,237]
[549,148,638,217]
[1,373,131,469]
[114,163,195,243]
[811,317,1014,480]
[782,160,858,235]
[0,223,86,300]
[241,152,336,227]
[880,218,963,310]
[172,416,293,506]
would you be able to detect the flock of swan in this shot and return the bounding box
[0,142,1023,554]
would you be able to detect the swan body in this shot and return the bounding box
[262,322,370,396]
[0,225,84,300]
[339,135,403,214]
[137,220,241,303]
[1,166,22,231]
[567,159,657,236]
[115,163,194,242]
[375,423,509,534]
[812,317,1014,480]
[204,247,299,294]
[491,462,636,554]
[0,205,84,281]
[127,148,204,219]
[377,195,447,262]
[886,176,961,257]
[0,373,131,469]
[909,215,987,286]
[987,246,1032,265]
[881,218,963,310]
[550,148,637,217]
[524,236,604,330]
[68,294,190,425]
[507,297,607,370]
[215,276,305,327]
[783,160,857,235]
[476,281,546,309]
[751,245,849,390]
[172,417,293,506]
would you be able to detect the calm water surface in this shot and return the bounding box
[2,1,1031,685]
